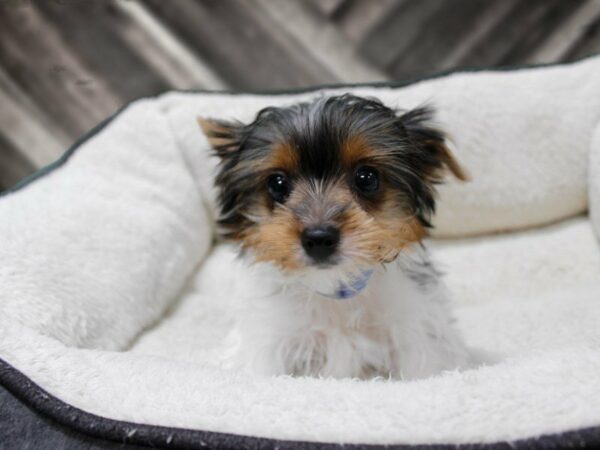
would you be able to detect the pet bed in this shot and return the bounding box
[1,55,600,449]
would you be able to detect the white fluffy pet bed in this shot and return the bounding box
[1,55,600,449]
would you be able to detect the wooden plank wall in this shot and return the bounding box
[1,0,599,191]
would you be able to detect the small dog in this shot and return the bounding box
[199,94,475,380]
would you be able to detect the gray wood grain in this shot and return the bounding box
[387,0,502,78]
[451,0,570,67]
[530,0,600,63]
[306,0,348,18]
[0,3,121,137]
[358,0,443,69]
[33,0,171,100]
[112,0,227,89]
[335,0,400,43]
[0,69,68,170]
[256,0,388,83]
[144,0,338,89]
[0,132,34,191]
[564,11,600,62]
[0,0,599,191]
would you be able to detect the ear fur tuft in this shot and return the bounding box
[431,140,469,182]
[197,117,241,156]
[399,106,469,182]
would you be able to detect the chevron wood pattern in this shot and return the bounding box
[1,0,599,190]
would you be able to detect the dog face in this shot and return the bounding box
[200,94,465,273]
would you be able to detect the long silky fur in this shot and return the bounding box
[198,94,475,380]
[204,94,464,237]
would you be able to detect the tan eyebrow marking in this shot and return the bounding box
[340,134,378,169]
[268,140,299,173]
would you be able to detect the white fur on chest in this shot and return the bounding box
[198,244,473,379]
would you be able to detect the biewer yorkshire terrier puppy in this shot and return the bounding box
[199,94,476,380]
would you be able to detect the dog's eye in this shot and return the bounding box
[267,173,291,203]
[354,166,380,195]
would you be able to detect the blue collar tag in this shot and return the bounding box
[318,269,374,300]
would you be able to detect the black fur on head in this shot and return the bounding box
[199,94,466,240]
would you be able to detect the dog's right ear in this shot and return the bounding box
[197,117,243,157]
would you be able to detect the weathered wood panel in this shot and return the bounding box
[0,4,122,137]
[255,0,387,83]
[1,0,599,191]
[453,0,577,68]
[0,133,34,191]
[564,11,600,62]
[144,0,339,89]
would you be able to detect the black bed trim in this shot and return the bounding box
[2,358,600,450]
[1,54,599,449]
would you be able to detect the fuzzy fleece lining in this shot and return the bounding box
[1,55,600,448]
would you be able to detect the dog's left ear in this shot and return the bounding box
[399,107,469,182]
[197,117,243,157]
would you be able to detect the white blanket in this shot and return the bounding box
[1,55,600,446]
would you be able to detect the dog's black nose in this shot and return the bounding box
[301,226,340,262]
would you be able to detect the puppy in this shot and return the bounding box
[199,94,475,380]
